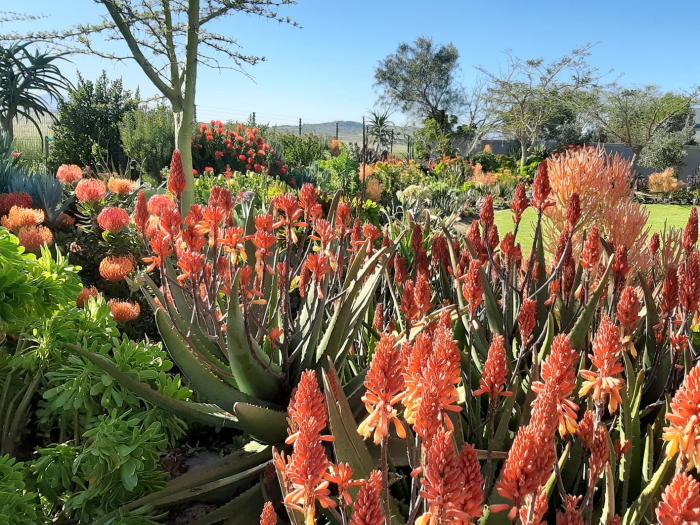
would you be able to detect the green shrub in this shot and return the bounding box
[311,147,360,195]
[0,456,39,525]
[272,133,327,169]
[120,105,174,183]
[48,72,138,173]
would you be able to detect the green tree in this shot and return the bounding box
[48,72,137,173]
[0,41,69,142]
[480,46,597,166]
[120,104,175,181]
[414,117,453,161]
[7,0,297,213]
[367,109,393,153]
[586,85,697,172]
[375,37,463,130]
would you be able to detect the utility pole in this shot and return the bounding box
[251,112,256,126]
[335,121,339,140]
[298,118,302,136]
[390,130,394,155]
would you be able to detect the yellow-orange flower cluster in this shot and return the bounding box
[1,206,44,231]
[579,316,625,414]
[56,164,83,185]
[358,333,406,445]
[663,362,700,469]
[17,225,54,253]
[75,178,107,203]
[107,177,137,195]
[99,255,134,282]
[656,473,700,525]
[108,299,141,323]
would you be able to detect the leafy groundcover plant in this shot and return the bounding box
[68,149,700,524]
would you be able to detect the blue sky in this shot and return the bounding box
[5,0,700,125]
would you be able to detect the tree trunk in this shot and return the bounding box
[520,140,527,171]
[173,105,194,212]
[1,116,14,144]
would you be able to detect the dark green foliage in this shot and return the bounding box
[0,41,69,142]
[119,105,174,182]
[0,455,39,525]
[48,72,138,173]
[272,132,327,169]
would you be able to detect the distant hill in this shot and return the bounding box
[269,120,416,145]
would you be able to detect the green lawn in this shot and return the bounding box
[494,204,695,254]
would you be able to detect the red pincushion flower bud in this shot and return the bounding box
[168,149,186,200]
[518,299,537,345]
[679,251,700,315]
[259,502,277,525]
[567,193,581,228]
[474,335,511,399]
[511,183,529,224]
[462,260,484,318]
[617,286,641,333]
[581,227,601,272]
[532,161,551,211]
[480,195,494,228]
[683,207,698,252]
[649,232,660,256]
[133,191,148,233]
[612,244,630,283]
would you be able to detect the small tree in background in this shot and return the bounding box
[375,37,464,131]
[5,0,297,213]
[480,46,598,167]
[119,104,175,182]
[0,41,69,142]
[586,85,697,173]
[367,109,393,154]
[48,72,137,173]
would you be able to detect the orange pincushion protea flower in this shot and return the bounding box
[663,363,700,469]
[579,316,625,414]
[108,299,141,323]
[415,429,484,525]
[259,502,277,525]
[656,473,700,525]
[107,177,136,195]
[349,471,384,525]
[0,192,33,216]
[97,206,131,233]
[282,423,336,525]
[76,286,100,307]
[533,334,580,436]
[287,370,328,444]
[99,255,134,282]
[474,335,512,399]
[358,333,406,445]
[1,206,44,231]
[147,194,177,217]
[17,225,53,253]
[75,178,107,203]
[56,164,83,185]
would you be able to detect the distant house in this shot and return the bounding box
[694,106,700,142]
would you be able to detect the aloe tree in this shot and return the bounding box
[5,0,297,213]
[0,41,69,142]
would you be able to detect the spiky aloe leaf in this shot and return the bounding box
[322,365,374,478]
[570,257,613,350]
[226,273,284,402]
[232,402,288,444]
[482,268,504,335]
[621,457,673,525]
[600,464,616,525]
[70,344,239,428]
[155,308,252,409]
[316,242,396,364]
[190,483,266,525]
